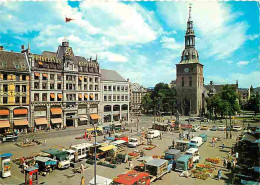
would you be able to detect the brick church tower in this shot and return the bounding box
[176,5,204,116]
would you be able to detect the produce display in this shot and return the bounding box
[97,161,117,168]
[191,163,215,180]
[205,157,220,164]
[144,145,156,150]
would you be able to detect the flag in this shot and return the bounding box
[65,17,74,23]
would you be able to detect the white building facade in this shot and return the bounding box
[100,69,130,124]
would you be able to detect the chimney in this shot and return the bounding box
[0,46,3,51]
[210,81,213,85]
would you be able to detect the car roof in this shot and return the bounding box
[186,148,198,153]
[146,159,168,166]
[165,149,181,155]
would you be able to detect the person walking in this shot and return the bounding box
[217,169,222,180]
[80,163,85,174]
[223,158,227,167]
[80,176,85,185]
[124,154,129,163]
[129,160,133,170]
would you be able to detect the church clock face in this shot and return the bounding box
[184,68,189,73]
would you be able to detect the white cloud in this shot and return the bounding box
[206,71,260,88]
[247,34,259,40]
[101,52,128,63]
[237,61,249,66]
[160,36,183,50]
[156,2,248,60]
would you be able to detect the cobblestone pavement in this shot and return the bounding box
[0,116,245,185]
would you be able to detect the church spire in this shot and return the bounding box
[185,4,195,49]
[180,4,199,64]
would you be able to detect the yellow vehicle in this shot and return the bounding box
[200,126,208,130]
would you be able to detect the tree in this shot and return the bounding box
[141,93,152,114]
[247,92,260,116]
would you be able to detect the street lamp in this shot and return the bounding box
[91,115,110,185]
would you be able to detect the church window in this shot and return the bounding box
[182,77,184,87]
[189,77,192,86]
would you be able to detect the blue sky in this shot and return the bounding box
[0,1,259,88]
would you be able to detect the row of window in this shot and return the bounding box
[104,95,128,102]
[1,97,27,104]
[0,85,27,93]
[1,74,27,81]
[104,85,128,92]
[33,82,99,91]
[34,73,99,83]
[33,93,99,102]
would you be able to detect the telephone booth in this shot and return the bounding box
[25,166,38,185]
[0,153,12,178]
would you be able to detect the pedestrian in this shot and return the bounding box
[235,152,238,159]
[232,158,237,169]
[227,160,231,171]
[131,127,133,133]
[103,135,106,141]
[43,139,46,146]
[80,163,85,174]
[80,176,85,185]
[124,154,129,163]
[129,160,133,170]
[223,158,227,167]
[222,142,225,149]
[160,132,162,140]
[74,151,78,163]
[217,169,222,180]
[172,140,175,148]
[108,131,111,137]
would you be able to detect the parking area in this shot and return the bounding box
[0,116,246,185]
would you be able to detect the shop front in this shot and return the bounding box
[13,119,29,131]
[34,117,48,130]
[50,107,62,128]
[0,120,10,134]
[90,114,100,124]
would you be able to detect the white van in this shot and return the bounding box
[146,130,160,139]
[190,137,202,147]
[185,148,200,163]
[70,143,93,160]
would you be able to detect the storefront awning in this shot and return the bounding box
[43,73,48,77]
[35,118,48,125]
[0,120,10,128]
[79,94,83,99]
[0,110,9,116]
[79,115,88,121]
[34,72,40,77]
[58,94,62,99]
[90,95,94,99]
[38,62,43,65]
[14,119,29,126]
[14,109,28,115]
[79,77,82,81]
[50,108,62,115]
[99,145,116,152]
[84,94,88,99]
[51,118,62,124]
[90,114,100,120]
[50,93,55,98]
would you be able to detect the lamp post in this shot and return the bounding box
[91,115,110,185]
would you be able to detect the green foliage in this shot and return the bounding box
[206,85,240,117]
[247,92,260,115]
[141,83,176,115]
[108,149,115,158]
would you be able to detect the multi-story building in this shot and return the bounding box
[238,87,251,105]
[130,83,147,115]
[100,69,130,124]
[0,48,30,132]
[29,40,101,128]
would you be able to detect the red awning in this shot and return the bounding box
[90,114,100,120]
[14,109,28,115]
[50,108,62,115]
[0,110,9,116]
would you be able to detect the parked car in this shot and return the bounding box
[185,118,196,122]
[128,138,140,148]
[146,130,160,139]
[210,125,218,131]
[185,148,200,163]
[233,126,242,131]
[190,137,203,147]
[218,125,226,131]
[200,125,208,130]
[192,124,200,132]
